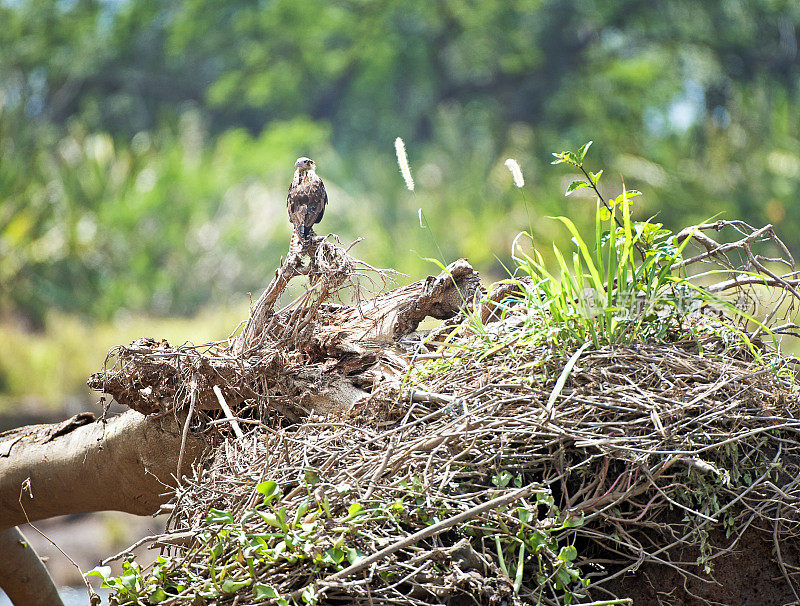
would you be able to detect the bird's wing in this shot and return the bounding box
[287,177,327,235]
[305,178,327,227]
[287,186,311,230]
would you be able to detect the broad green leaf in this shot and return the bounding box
[565,180,589,195]
[517,507,533,524]
[321,547,346,565]
[302,585,319,604]
[303,468,321,485]
[578,140,593,160]
[256,481,280,504]
[253,584,279,601]
[558,545,578,562]
[347,503,364,518]
[120,573,139,591]
[560,513,585,529]
[148,588,167,604]
[537,492,555,507]
[88,566,111,580]
[257,510,287,530]
[492,470,513,487]
[206,508,235,524]
[346,547,367,565]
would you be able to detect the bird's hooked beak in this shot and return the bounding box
[295,160,303,167]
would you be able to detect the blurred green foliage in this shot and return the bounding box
[1,0,799,327]
[0,305,247,411]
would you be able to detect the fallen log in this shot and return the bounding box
[0,409,203,531]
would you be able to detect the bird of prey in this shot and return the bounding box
[287,157,327,254]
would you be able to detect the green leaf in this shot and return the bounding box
[302,585,319,604]
[120,573,139,591]
[206,508,235,524]
[253,584,279,601]
[561,513,585,528]
[590,170,603,184]
[525,529,547,551]
[257,510,288,530]
[221,578,251,593]
[565,180,590,195]
[578,140,593,161]
[293,499,310,528]
[321,497,331,518]
[303,468,321,486]
[321,547,346,565]
[347,503,364,518]
[256,481,280,504]
[513,543,526,593]
[346,547,367,565]
[148,588,167,604]
[88,566,112,580]
[613,190,642,206]
[491,470,513,487]
[558,545,578,562]
[536,491,555,507]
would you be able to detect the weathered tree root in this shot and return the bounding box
[88,258,481,419]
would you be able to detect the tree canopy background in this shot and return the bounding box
[1,0,798,327]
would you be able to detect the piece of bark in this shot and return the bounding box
[480,279,529,324]
[0,410,204,531]
[297,372,370,414]
[311,258,482,356]
[0,526,64,606]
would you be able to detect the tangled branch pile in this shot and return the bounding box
[89,224,800,606]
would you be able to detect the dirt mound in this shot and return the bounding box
[89,235,800,606]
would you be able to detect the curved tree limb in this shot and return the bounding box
[0,409,204,531]
[0,526,64,606]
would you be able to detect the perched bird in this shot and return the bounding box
[287,157,327,254]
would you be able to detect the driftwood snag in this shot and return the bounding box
[0,238,481,606]
[6,222,800,605]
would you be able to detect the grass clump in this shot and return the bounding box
[461,142,793,366]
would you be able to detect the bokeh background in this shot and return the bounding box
[1,0,799,597]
